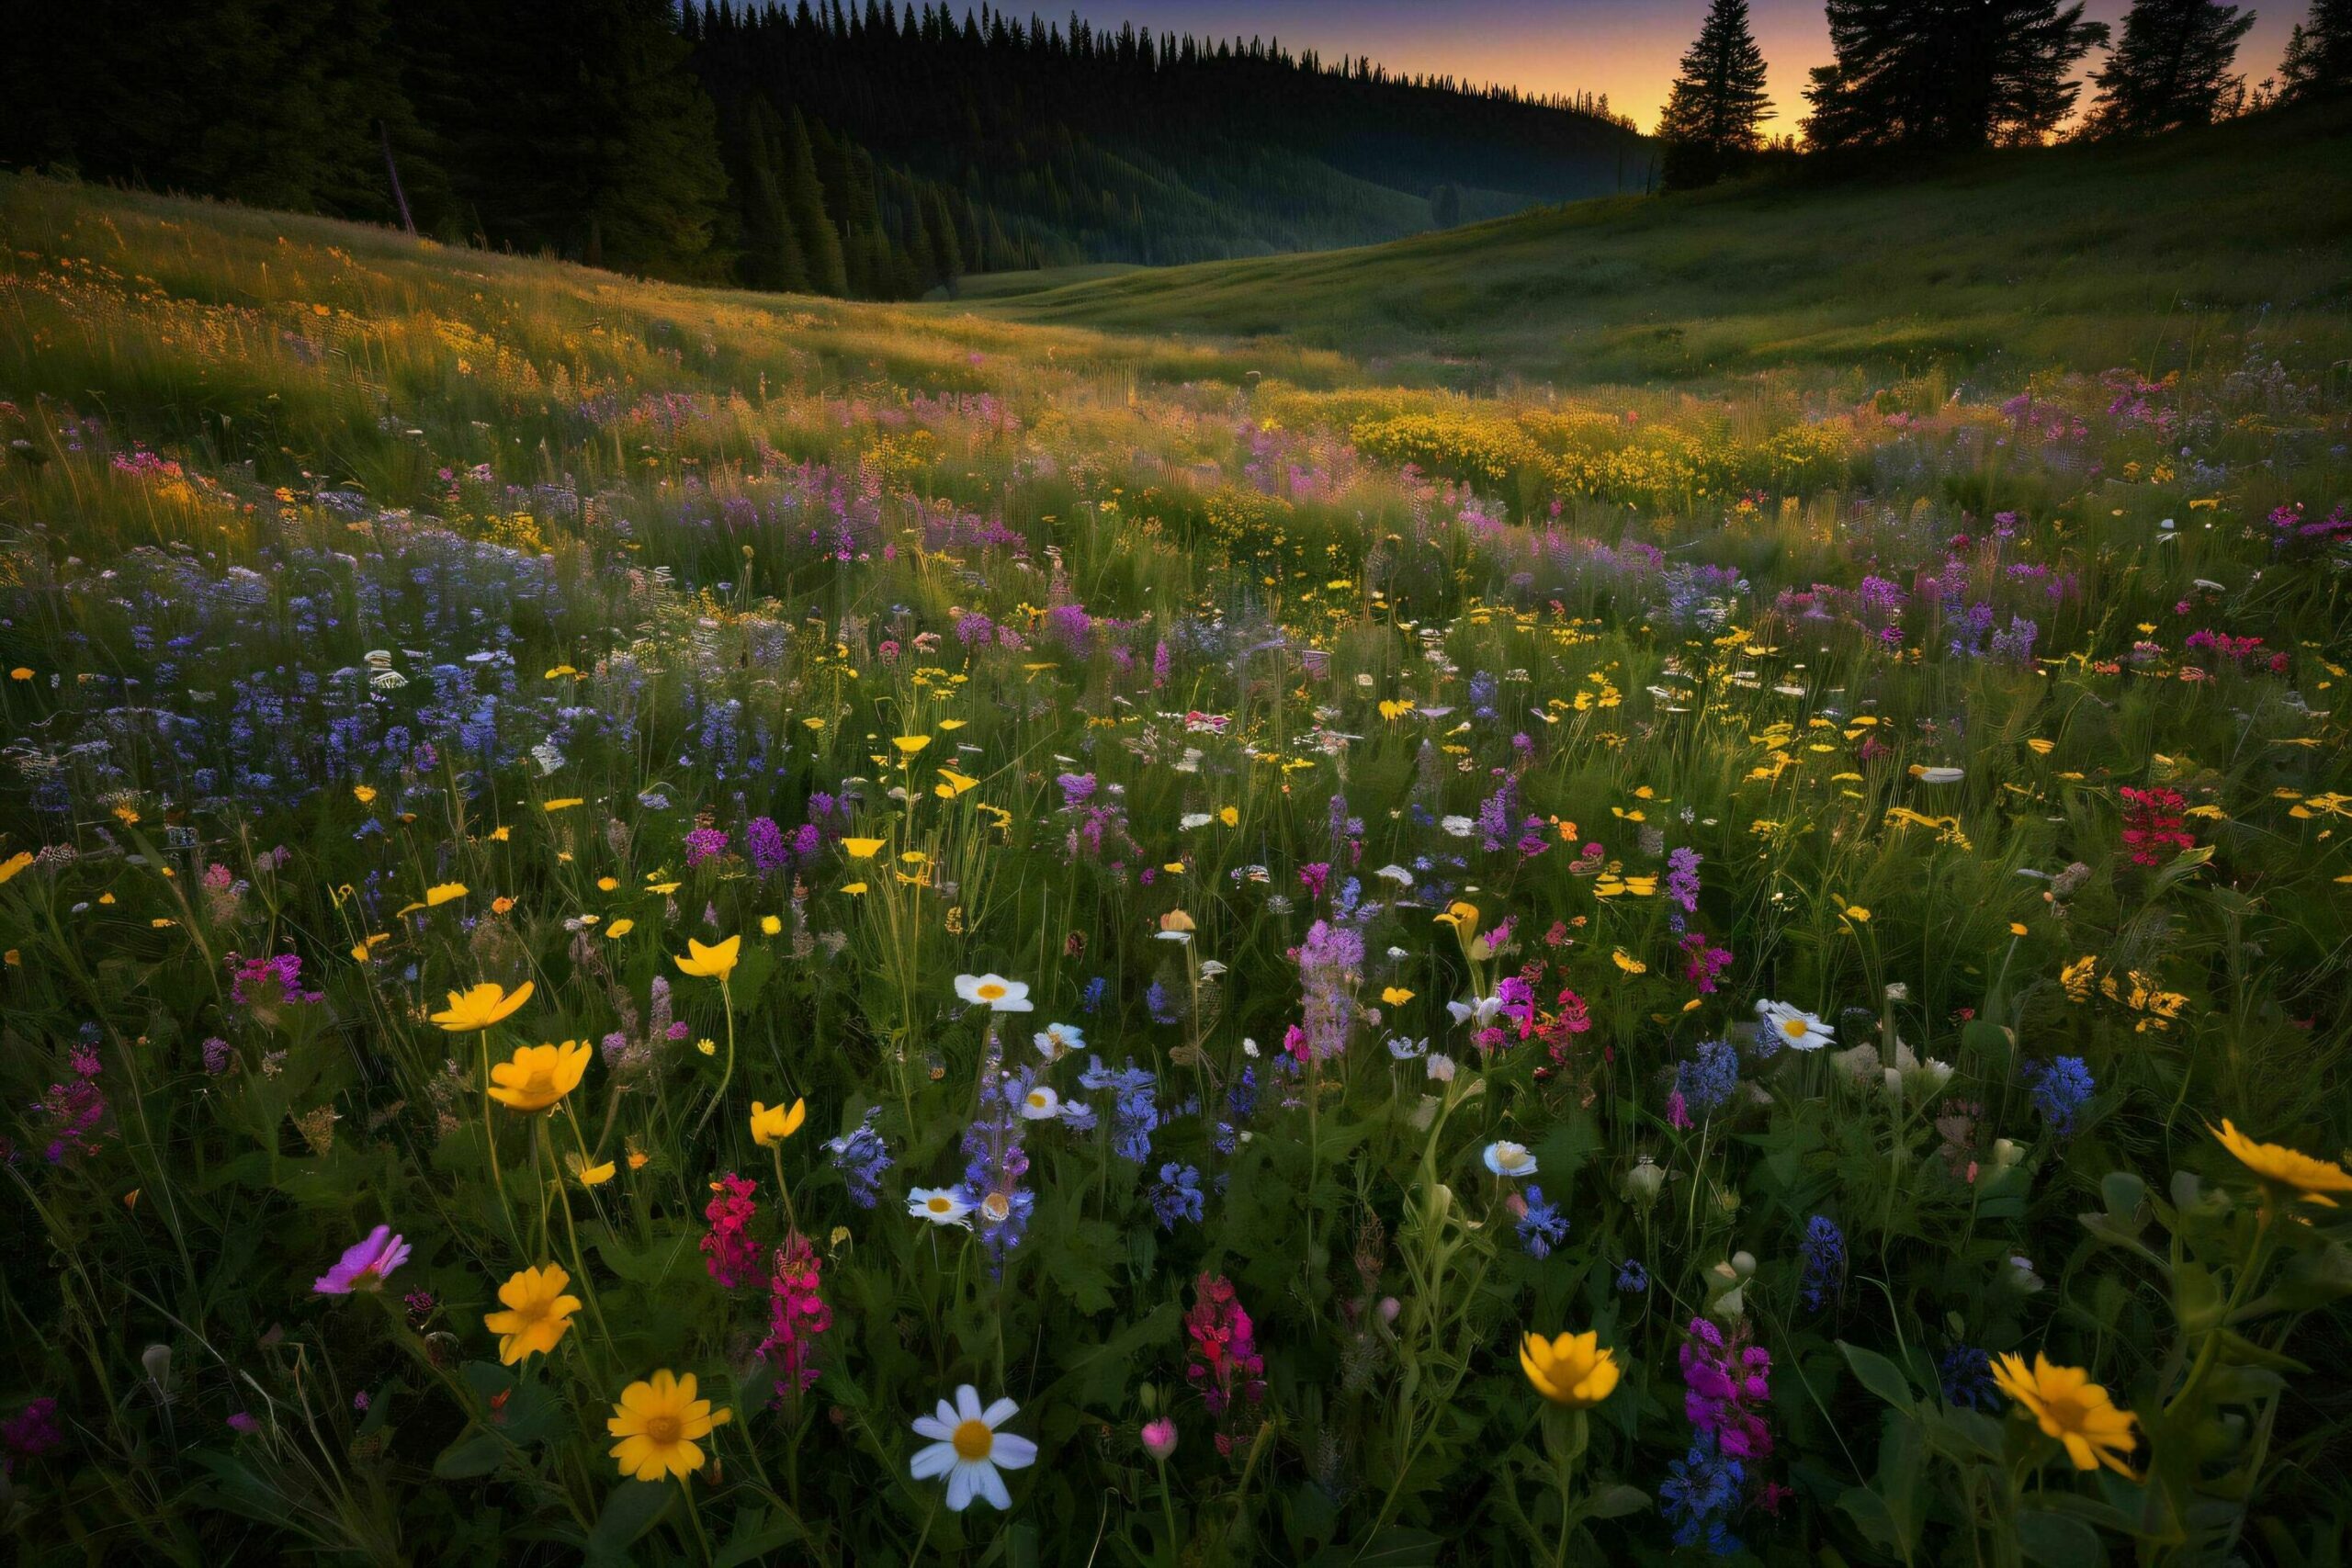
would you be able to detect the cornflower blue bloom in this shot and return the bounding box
[1080,976,1108,1014]
[2025,1055,2095,1137]
[1080,1055,1159,1163]
[1145,980,1178,1026]
[1658,1432,1746,1556]
[1516,1186,1567,1258]
[1939,1346,1997,1410]
[826,1108,892,1209]
[1675,1039,1741,1118]
[1616,1258,1650,1293]
[1798,1215,1846,1312]
[1149,1164,1204,1230]
[1214,1065,1259,1154]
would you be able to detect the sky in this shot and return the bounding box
[1059,0,2312,140]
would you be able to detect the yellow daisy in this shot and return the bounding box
[1991,1352,2137,1475]
[483,1264,582,1365]
[606,1371,731,1482]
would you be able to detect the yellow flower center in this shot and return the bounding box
[521,1067,557,1097]
[1026,1092,1050,1110]
[927,1195,955,1213]
[644,1414,683,1446]
[981,1191,1012,1223]
[1781,1018,1810,1039]
[2041,1392,2088,1432]
[977,983,1006,1000]
[951,1418,993,1461]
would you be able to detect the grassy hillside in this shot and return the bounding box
[963,103,2352,388]
[2,155,2350,1566]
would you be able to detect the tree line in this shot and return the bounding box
[0,0,1647,298]
[1660,0,2348,190]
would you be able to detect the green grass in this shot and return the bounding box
[2,132,2350,1566]
[958,102,2352,388]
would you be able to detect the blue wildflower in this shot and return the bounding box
[1798,1214,1846,1312]
[825,1108,893,1209]
[2025,1055,2095,1137]
[1516,1186,1568,1259]
[1149,1164,1204,1230]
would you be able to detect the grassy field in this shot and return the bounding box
[966,101,2352,389]
[1,128,2349,1565]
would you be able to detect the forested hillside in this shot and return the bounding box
[0,0,1650,299]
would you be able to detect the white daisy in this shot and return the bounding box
[907,1187,974,1227]
[909,1385,1037,1511]
[1756,998,1836,1051]
[1033,1021,1085,1061]
[1440,815,1476,838]
[1019,1084,1060,1121]
[955,974,1034,1012]
[1483,1140,1538,1179]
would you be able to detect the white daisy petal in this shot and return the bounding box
[978,1461,1012,1510]
[910,1440,956,1480]
[945,1461,981,1511]
[956,1385,985,1423]
[990,1432,1037,1469]
[979,1396,1019,1428]
[911,1416,955,1441]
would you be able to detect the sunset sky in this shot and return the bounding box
[1062,0,2311,139]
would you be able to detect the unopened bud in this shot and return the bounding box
[1623,1158,1667,1204]
[1140,1418,1179,1461]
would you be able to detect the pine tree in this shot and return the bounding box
[729,98,809,291]
[2085,0,2256,134]
[1805,0,2109,151]
[1657,0,1774,188]
[2279,0,2352,99]
[781,110,850,296]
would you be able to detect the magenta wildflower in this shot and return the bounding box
[33,1044,108,1164]
[700,1172,762,1288]
[1,1397,61,1472]
[313,1225,412,1294]
[755,1232,832,1399]
[1681,1316,1774,1461]
[1183,1273,1268,1457]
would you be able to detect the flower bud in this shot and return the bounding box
[1378,1296,1402,1325]
[1623,1157,1667,1204]
[1140,1418,1178,1461]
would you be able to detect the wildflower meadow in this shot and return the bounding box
[1,164,2349,1565]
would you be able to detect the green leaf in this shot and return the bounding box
[2098,1170,2145,1219]
[1839,1341,1917,1410]
[2015,1507,2108,1567]
[584,1481,674,1567]
[1582,1483,1649,1520]
[1350,1527,1442,1566]
[431,1428,507,1481]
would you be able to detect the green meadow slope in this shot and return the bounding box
[959,102,2352,387]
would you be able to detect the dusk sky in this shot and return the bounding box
[1061,0,2311,139]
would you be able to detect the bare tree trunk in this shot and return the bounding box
[379,120,416,236]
